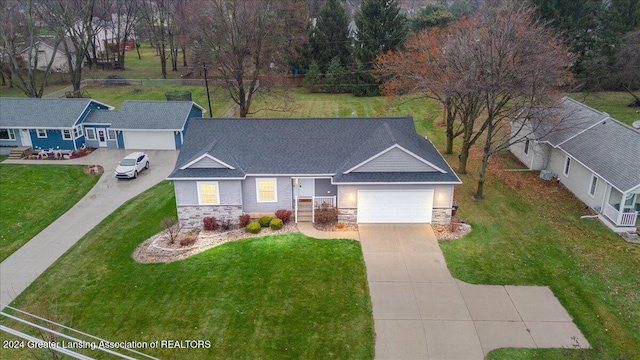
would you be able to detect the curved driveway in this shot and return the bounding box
[0,149,178,310]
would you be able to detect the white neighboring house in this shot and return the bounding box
[510,97,640,232]
[21,36,75,73]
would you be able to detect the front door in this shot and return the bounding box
[298,178,315,198]
[96,128,107,147]
[20,129,32,147]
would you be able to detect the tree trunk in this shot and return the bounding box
[136,43,141,60]
[445,100,455,154]
[182,47,187,67]
[458,142,470,175]
[474,126,493,199]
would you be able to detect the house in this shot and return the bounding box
[510,97,640,232]
[167,117,461,227]
[21,36,75,73]
[0,98,112,152]
[0,98,205,153]
[82,100,205,150]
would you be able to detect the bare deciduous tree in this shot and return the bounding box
[186,0,308,117]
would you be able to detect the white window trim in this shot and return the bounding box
[85,128,96,140]
[107,129,116,140]
[589,175,598,198]
[62,129,72,140]
[524,139,530,155]
[197,181,220,205]
[563,157,571,177]
[256,178,278,203]
[73,125,83,138]
[36,129,47,138]
[0,129,16,141]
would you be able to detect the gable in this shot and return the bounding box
[185,155,233,169]
[350,146,439,173]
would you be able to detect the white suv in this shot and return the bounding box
[115,152,150,179]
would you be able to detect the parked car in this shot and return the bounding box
[115,152,149,179]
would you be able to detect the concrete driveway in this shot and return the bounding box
[360,224,590,359]
[0,149,178,310]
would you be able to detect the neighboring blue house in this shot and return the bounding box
[83,100,205,150]
[0,98,112,153]
[168,117,462,227]
[0,98,205,153]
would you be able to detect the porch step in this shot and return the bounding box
[297,209,312,222]
[7,146,32,160]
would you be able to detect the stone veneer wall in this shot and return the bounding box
[432,208,452,225]
[178,205,243,229]
[338,207,452,224]
[338,208,357,223]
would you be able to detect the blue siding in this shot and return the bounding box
[0,128,21,147]
[174,131,182,149]
[76,101,111,126]
[116,131,125,148]
[31,129,76,150]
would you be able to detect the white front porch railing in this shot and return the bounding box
[313,196,336,208]
[604,203,638,227]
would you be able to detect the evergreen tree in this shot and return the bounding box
[304,60,322,91]
[353,0,408,96]
[325,56,347,93]
[409,4,455,32]
[309,0,351,72]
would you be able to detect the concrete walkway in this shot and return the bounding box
[298,223,590,359]
[0,149,178,310]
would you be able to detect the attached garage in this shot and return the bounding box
[357,189,434,223]
[123,131,176,150]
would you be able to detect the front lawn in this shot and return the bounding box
[0,164,99,261]
[1,181,374,359]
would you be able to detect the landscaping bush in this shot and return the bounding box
[203,216,217,231]
[315,205,338,224]
[179,229,200,247]
[219,218,233,231]
[247,222,261,234]
[270,218,283,230]
[258,216,272,228]
[275,209,292,223]
[238,214,251,227]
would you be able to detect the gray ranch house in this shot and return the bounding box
[167,117,461,226]
[510,97,640,232]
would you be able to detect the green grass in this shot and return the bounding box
[1,181,374,359]
[81,83,234,116]
[0,164,99,262]
[568,91,640,126]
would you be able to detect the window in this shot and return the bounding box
[37,129,47,138]
[73,125,83,138]
[524,139,530,155]
[62,129,72,140]
[197,182,219,205]
[256,178,277,202]
[589,175,598,197]
[107,129,116,140]
[563,157,571,176]
[624,193,635,207]
[0,129,16,140]
[85,128,96,140]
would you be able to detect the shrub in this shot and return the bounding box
[179,229,200,247]
[238,214,251,227]
[160,216,182,244]
[270,218,283,230]
[335,222,346,229]
[247,222,261,234]
[258,216,272,227]
[275,209,292,223]
[203,216,217,231]
[315,205,338,224]
[219,218,233,231]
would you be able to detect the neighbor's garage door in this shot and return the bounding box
[357,189,433,223]
[123,131,175,150]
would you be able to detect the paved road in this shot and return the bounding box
[358,224,590,359]
[0,149,178,310]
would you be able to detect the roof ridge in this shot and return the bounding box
[562,96,610,118]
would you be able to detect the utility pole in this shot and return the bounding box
[203,62,213,117]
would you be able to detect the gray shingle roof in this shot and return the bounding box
[0,98,102,128]
[100,101,202,130]
[168,117,461,184]
[561,119,640,192]
[529,97,609,146]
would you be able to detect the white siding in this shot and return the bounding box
[548,149,606,209]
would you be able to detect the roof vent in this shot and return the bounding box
[632,120,640,129]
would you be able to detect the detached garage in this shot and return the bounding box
[122,130,176,150]
[357,189,434,223]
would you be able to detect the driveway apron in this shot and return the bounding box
[359,224,589,359]
[0,149,178,310]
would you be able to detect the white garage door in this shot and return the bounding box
[123,131,175,150]
[357,189,433,223]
